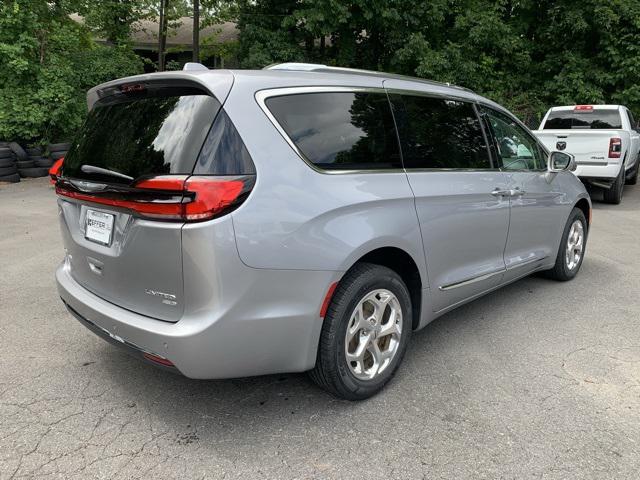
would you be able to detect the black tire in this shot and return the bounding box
[309,263,413,400]
[26,147,42,156]
[0,157,15,168]
[8,142,28,161]
[603,166,624,204]
[0,173,20,183]
[544,208,588,281]
[50,150,67,160]
[625,157,639,185]
[0,148,14,158]
[16,160,35,169]
[35,158,54,168]
[18,167,50,178]
[48,142,71,151]
[0,165,18,176]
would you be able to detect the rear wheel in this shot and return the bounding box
[544,208,587,281]
[603,165,624,204]
[625,156,639,185]
[309,263,412,400]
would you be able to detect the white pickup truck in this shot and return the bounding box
[533,105,640,204]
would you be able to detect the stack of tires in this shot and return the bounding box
[0,142,20,183]
[16,143,50,178]
[48,142,70,164]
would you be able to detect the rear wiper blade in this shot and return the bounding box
[81,165,133,182]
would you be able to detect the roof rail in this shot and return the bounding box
[263,63,474,93]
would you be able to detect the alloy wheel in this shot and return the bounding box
[344,289,403,381]
[565,220,584,270]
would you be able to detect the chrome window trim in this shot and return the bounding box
[255,86,405,175]
[383,87,475,104]
[399,168,500,173]
[255,86,499,175]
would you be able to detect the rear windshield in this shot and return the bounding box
[543,109,622,129]
[63,86,222,184]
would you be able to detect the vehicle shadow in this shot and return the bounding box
[588,182,639,209]
[94,253,614,445]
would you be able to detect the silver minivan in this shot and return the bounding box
[55,63,590,400]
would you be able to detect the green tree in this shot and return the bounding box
[235,0,640,124]
[0,0,143,143]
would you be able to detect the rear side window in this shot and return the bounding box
[63,86,221,185]
[389,94,492,169]
[543,109,622,129]
[194,110,255,175]
[265,92,402,170]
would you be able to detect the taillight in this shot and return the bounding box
[55,175,254,222]
[49,158,64,184]
[574,105,594,111]
[608,137,622,158]
[183,177,245,221]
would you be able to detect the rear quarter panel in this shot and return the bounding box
[224,75,428,284]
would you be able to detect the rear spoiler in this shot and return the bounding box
[86,70,234,111]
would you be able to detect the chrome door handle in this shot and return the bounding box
[491,188,526,197]
[491,188,511,197]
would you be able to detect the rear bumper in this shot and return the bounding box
[574,162,621,181]
[63,300,180,373]
[56,261,340,379]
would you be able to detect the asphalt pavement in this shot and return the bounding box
[1,177,639,479]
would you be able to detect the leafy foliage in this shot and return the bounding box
[236,0,640,125]
[2,0,640,143]
[0,0,143,143]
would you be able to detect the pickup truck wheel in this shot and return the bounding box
[544,208,587,281]
[603,166,624,204]
[625,157,639,185]
[309,263,412,400]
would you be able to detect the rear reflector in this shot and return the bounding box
[320,282,339,318]
[55,175,254,222]
[608,137,622,158]
[574,105,594,111]
[143,352,174,367]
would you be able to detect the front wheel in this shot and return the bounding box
[309,263,412,400]
[544,208,587,281]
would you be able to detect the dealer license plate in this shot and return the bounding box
[85,209,114,246]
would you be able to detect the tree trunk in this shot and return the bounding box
[193,0,200,62]
[158,0,168,71]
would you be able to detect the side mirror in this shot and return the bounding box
[548,151,576,172]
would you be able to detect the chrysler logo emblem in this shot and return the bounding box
[556,141,567,150]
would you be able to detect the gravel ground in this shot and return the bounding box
[1,177,639,479]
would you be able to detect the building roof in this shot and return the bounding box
[70,14,238,50]
[130,19,238,50]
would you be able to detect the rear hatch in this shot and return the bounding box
[534,107,624,166]
[56,77,255,322]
